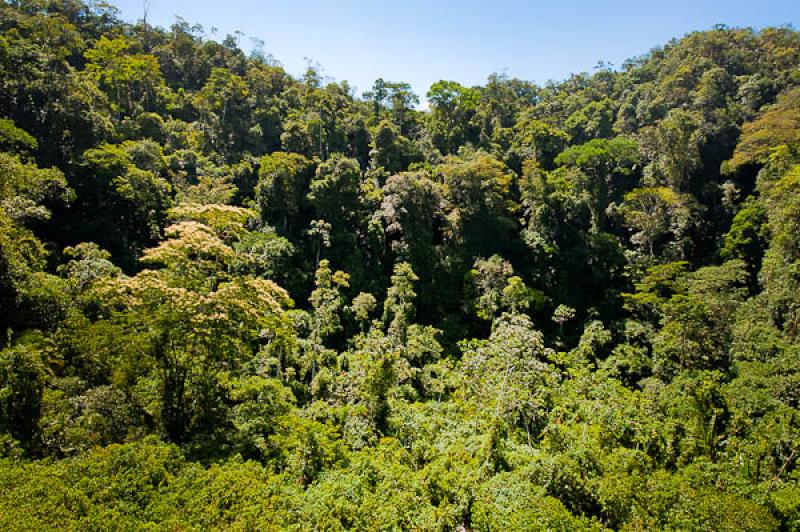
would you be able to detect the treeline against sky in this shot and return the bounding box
[1,1,800,529]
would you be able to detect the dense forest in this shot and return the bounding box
[1,1,800,529]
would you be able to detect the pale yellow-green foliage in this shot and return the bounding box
[168,202,257,240]
[141,221,235,268]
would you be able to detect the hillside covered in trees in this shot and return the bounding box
[2,1,800,529]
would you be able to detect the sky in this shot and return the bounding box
[111,0,800,103]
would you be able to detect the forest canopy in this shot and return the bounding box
[1,1,800,529]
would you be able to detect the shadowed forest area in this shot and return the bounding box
[1,1,800,529]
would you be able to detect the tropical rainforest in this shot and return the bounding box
[1,1,800,529]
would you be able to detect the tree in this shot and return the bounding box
[721,197,769,280]
[725,87,800,172]
[509,116,569,170]
[97,220,294,442]
[307,154,362,230]
[0,153,71,340]
[194,67,252,157]
[256,152,314,234]
[380,171,443,281]
[363,79,418,131]
[552,304,576,334]
[459,313,555,441]
[0,152,70,222]
[57,242,121,294]
[80,140,172,264]
[620,187,698,259]
[439,151,516,255]
[426,80,480,153]
[757,159,800,341]
[350,292,377,333]
[84,36,164,117]
[307,219,332,267]
[555,136,641,233]
[469,255,514,322]
[383,262,418,345]
[0,119,37,156]
[653,260,748,377]
[0,344,46,452]
[564,98,614,143]
[229,376,294,461]
[369,119,419,173]
[502,276,542,313]
[639,109,702,192]
[307,259,349,381]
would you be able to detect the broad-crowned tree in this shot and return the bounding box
[97,219,294,442]
[555,136,640,233]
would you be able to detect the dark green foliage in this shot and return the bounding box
[1,3,800,528]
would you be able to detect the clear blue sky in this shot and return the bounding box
[112,0,799,102]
